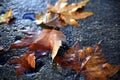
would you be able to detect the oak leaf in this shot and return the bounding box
[8,53,35,77]
[0,9,12,24]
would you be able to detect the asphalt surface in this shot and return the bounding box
[0,0,120,80]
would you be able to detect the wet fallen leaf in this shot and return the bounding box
[8,53,35,77]
[9,29,66,60]
[81,43,120,80]
[29,29,66,60]
[83,58,120,80]
[55,41,120,80]
[0,9,12,24]
[9,30,37,50]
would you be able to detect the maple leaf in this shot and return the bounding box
[0,9,12,24]
[81,43,120,80]
[29,29,66,60]
[8,53,35,77]
[47,0,89,13]
[23,0,93,28]
[34,13,66,28]
[9,29,66,60]
[55,41,120,80]
[47,0,93,26]
[9,30,37,49]
[55,41,82,70]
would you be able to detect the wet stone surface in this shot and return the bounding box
[0,0,120,80]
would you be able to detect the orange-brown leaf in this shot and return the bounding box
[29,29,66,60]
[9,29,66,60]
[46,0,93,27]
[8,53,35,76]
[82,52,120,80]
[33,0,93,28]
[62,11,93,20]
[55,41,120,80]
[9,37,34,50]
[8,30,38,50]
[47,0,89,13]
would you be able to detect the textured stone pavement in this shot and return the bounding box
[0,0,120,80]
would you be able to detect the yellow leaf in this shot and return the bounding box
[70,19,79,26]
[70,12,93,19]
[0,9,12,24]
[4,9,12,18]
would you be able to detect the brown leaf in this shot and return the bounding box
[55,41,120,80]
[47,0,93,26]
[34,0,93,28]
[55,41,82,70]
[9,37,34,50]
[8,30,37,50]
[8,53,35,77]
[9,29,66,60]
[82,52,120,80]
[29,29,66,60]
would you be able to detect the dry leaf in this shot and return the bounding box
[0,9,12,24]
[55,41,120,80]
[9,29,66,60]
[47,0,93,26]
[28,0,93,28]
[47,0,89,13]
[8,53,35,77]
[34,13,66,28]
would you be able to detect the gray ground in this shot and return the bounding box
[0,0,120,80]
